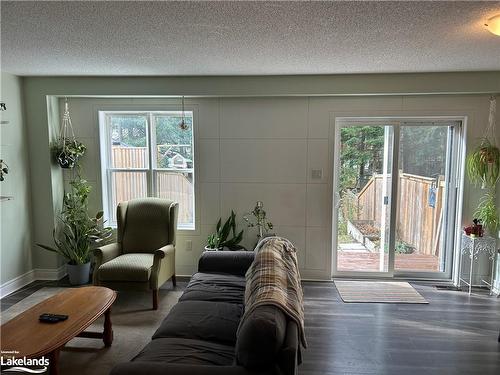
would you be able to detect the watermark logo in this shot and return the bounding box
[1,351,49,374]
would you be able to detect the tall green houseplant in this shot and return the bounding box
[38,177,112,284]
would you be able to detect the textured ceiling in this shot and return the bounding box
[1,1,500,76]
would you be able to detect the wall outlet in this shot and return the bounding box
[311,169,323,179]
[185,240,192,251]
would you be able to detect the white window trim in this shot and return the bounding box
[98,110,196,231]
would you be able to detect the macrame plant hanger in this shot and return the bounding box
[57,98,78,168]
[484,96,497,146]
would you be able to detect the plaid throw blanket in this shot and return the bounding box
[241,236,307,348]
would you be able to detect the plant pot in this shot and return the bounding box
[57,151,77,169]
[204,246,221,251]
[66,261,91,285]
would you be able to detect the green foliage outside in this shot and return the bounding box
[338,125,449,245]
[110,114,193,169]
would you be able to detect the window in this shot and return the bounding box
[99,111,195,229]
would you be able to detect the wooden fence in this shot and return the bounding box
[111,146,193,224]
[356,173,445,256]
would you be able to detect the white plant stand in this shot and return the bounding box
[458,234,497,295]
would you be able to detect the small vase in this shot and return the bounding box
[66,261,91,285]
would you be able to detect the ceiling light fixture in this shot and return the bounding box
[485,14,500,36]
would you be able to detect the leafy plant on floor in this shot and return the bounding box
[206,210,244,250]
[37,177,112,264]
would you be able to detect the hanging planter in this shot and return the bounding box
[51,98,86,169]
[466,97,500,188]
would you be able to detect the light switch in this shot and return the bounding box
[185,240,192,251]
[311,169,323,179]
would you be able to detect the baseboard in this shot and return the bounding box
[0,270,36,298]
[35,265,67,281]
[0,265,67,298]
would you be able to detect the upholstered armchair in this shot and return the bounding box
[93,198,178,310]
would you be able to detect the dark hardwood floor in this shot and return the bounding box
[2,280,499,374]
[302,282,500,375]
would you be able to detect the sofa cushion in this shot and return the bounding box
[98,253,153,282]
[179,272,246,304]
[153,301,243,345]
[133,337,235,366]
[236,305,287,369]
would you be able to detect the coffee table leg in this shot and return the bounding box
[103,307,113,347]
[49,348,60,375]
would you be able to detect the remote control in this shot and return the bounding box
[39,313,68,323]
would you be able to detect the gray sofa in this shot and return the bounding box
[110,250,301,375]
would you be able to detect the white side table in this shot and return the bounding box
[458,234,497,295]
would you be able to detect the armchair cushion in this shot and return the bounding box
[98,253,154,282]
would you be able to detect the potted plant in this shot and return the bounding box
[243,201,275,244]
[38,177,112,285]
[51,138,86,169]
[473,191,499,235]
[466,138,500,188]
[205,211,244,251]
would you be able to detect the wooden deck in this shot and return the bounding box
[338,251,439,272]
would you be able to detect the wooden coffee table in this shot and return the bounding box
[1,286,116,375]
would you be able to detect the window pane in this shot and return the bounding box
[154,113,193,169]
[109,115,148,168]
[395,125,450,272]
[156,171,194,227]
[110,171,148,222]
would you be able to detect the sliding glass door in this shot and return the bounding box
[333,118,461,279]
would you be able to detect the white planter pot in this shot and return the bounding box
[204,246,220,252]
[66,262,91,285]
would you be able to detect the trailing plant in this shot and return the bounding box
[51,98,86,169]
[37,177,112,265]
[206,210,244,250]
[51,138,87,169]
[473,190,499,234]
[466,138,500,188]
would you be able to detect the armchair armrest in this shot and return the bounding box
[93,243,121,265]
[151,244,176,289]
[154,244,175,260]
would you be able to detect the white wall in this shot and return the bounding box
[0,73,34,293]
[58,94,498,280]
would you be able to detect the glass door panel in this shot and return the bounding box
[395,124,454,273]
[336,125,394,273]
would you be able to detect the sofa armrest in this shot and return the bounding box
[93,243,121,265]
[110,363,274,375]
[278,320,300,375]
[198,250,255,276]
